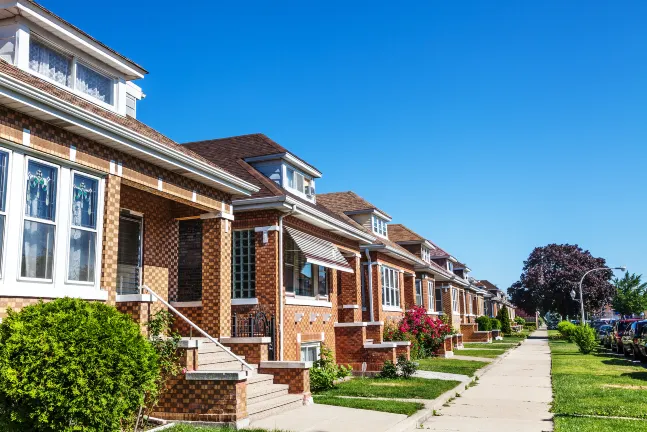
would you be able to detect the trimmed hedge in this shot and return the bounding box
[476,316,492,331]
[0,298,159,431]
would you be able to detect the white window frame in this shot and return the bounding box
[435,286,443,313]
[415,279,423,306]
[372,215,388,237]
[18,155,61,283]
[452,288,459,313]
[64,170,102,286]
[381,265,400,308]
[283,164,315,200]
[447,261,454,272]
[300,342,321,362]
[0,147,12,280]
[422,246,430,263]
[427,280,434,311]
[28,34,117,110]
[232,229,256,299]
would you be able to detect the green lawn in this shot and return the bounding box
[453,349,505,358]
[313,395,424,416]
[316,377,460,400]
[463,342,517,349]
[551,339,647,421]
[554,416,647,432]
[417,357,488,376]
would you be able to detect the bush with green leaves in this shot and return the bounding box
[310,344,351,392]
[476,316,492,331]
[490,318,502,330]
[379,360,399,378]
[397,355,418,379]
[557,320,577,341]
[496,306,512,334]
[0,298,159,432]
[514,317,526,325]
[572,325,598,354]
[524,323,537,331]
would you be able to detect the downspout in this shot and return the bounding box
[278,203,297,361]
[364,249,375,322]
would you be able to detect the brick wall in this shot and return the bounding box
[202,217,232,338]
[258,366,310,394]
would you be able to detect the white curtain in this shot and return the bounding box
[29,39,71,86]
[76,63,112,103]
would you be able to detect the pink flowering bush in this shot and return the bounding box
[384,306,453,359]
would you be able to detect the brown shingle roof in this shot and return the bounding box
[316,191,392,219]
[477,280,501,292]
[387,224,425,243]
[183,134,359,229]
[0,60,242,181]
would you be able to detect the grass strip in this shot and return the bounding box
[550,339,647,419]
[313,395,424,416]
[463,342,516,349]
[316,377,459,399]
[165,425,283,432]
[453,349,505,358]
[416,357,488,376]
[554,415,647,432]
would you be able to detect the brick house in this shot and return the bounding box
[0,1,318,425]
[478,279,516,319]
[183,135,390,370]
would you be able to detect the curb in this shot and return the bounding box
[385,339,524,432]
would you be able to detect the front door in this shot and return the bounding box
[117,211,143,295]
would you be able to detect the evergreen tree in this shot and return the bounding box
[497,305,512,334]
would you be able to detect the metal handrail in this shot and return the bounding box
[140,285,253,373]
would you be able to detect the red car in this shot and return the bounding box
[611,319,641,354]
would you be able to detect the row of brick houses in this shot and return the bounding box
[0,1,515,426]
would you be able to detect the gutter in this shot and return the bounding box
[0,71,259,196]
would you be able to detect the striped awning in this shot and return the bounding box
[284,226,354,273]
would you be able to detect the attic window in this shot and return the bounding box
[447,261,454,272]
[422,246,430,263]
[372,215,387,237]
[28,36,115,106]
[285,166,315,198]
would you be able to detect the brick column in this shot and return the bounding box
[101,174,121,306]
[403,274,416,310]
[371,262,383,323]
[421,278,431,311]
[339,255,362,322]
[202,216,232,337]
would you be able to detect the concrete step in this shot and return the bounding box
[247,373,275,385]
[247,394,304,421]
[198,359,248,370]
[198,341,233,354]
[198,351,246,364]
[247,383,290,403]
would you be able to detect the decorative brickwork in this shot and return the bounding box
[116,301,151,335]
[222,341,269,365]
[0,297,50,319]
[202,218,232,338]
[101,175,121,305]
[284,301,337,362]
[152,376,247,422]
[258,366,310,394]
[173,306,204,337]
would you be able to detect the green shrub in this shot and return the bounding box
[514,316,526,325]
[524,323,537,331]
[476,316,492,331]
[490,318,502,330]
[379,360,399,379]
[572,325,598,354]
[496,306,512,334]
[0,298,158,432]
[397,355,418,379]
[310,344,351,392]
[557,321,577,341]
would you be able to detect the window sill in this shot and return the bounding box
[231,298,259,306]
[0,284,108,301]
[170,300,202,307]
[382,305,403,312]
[118,294,153,303]
[426,310,443,315]
[285,297,332,308]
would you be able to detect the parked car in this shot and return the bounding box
[621,320,647,360]
[611,319,641,354]
[597,325,613,344]
[634,323,647,362]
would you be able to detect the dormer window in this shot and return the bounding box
[285,166,315,199]
[371,214,387,237]
[28,36,115,106]
[447,261,454,272]
[422,246,431,263]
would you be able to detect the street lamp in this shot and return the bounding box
[578,266,626,324]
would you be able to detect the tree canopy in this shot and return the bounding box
[612,272,647,317]
[508,244,614,317]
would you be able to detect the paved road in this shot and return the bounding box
[417,329,554,432]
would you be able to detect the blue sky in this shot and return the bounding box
[43,0,646,290]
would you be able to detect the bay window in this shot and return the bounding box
[21,158,58,280]
[28,36,115,106]
[381,266,400,308]
[0,149,8,276]
[67,173,99,283]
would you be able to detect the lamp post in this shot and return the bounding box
[577,266,626,325]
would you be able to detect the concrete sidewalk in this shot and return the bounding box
[417,329,553,432]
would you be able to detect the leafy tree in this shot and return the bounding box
[611,272,647,317]
[497,305,512,334]
[508,244,614,317]
[0,298,159,432]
